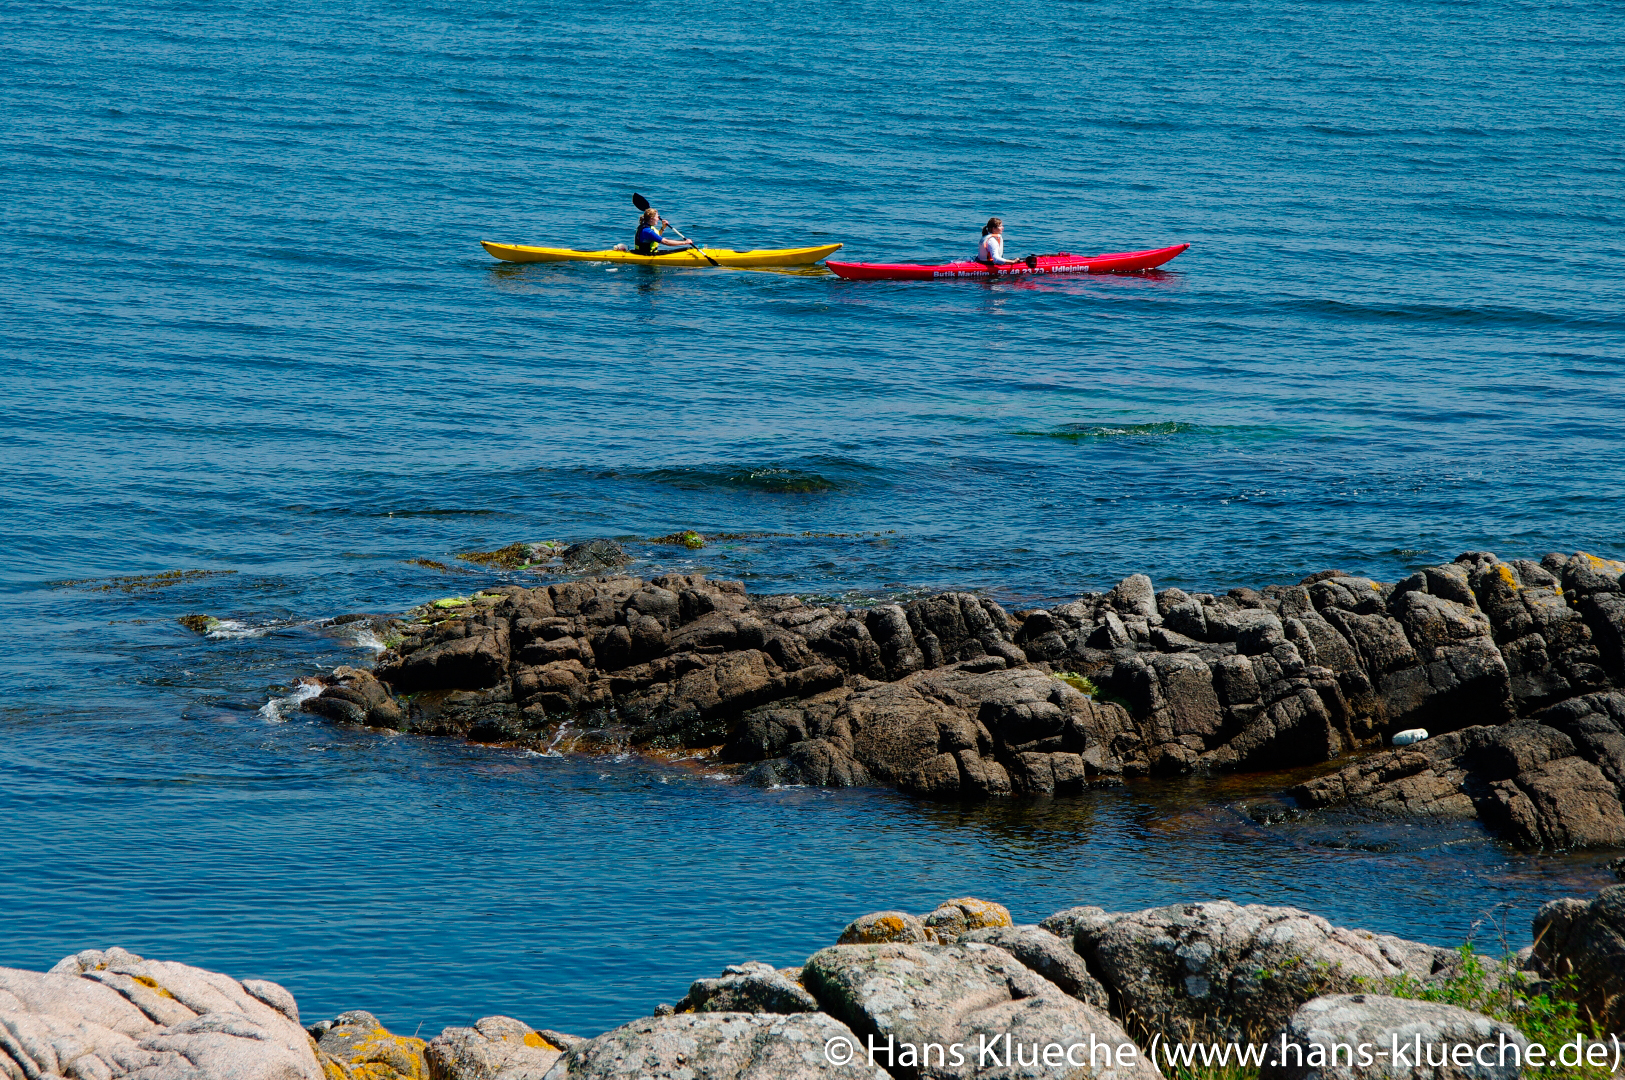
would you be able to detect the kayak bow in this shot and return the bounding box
[825,243,1189,281]
[480,241,842,267]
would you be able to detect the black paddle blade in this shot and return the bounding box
[632,192,651,211]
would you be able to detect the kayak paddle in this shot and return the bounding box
[632,192,720,267]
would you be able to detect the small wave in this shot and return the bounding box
[206,619,275,640]
[1016,421,1196,441]
[1280,297,1617,330]
[350,628,387,652]
[258,682,322,723]
[624,466,841,494]
[1015,422,1293,443]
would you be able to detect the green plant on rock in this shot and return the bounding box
[1384,945,1608,1080]
[1052,671,1098,696]
[652,530,706,549]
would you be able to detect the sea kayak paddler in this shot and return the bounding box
[978,218,1038,269]
[632,208,697,256]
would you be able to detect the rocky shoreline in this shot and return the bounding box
[272,546,1625,854]
[7,887,1621,1080]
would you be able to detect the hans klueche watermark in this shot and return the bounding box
[821,1030,1625,1072]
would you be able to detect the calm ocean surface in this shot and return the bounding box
[3,0,1624,1038]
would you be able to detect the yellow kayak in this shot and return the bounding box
[479,241,842,267]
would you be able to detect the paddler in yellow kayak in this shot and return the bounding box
[622,207,697,256]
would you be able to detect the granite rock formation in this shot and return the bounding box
[1259,994,1527,1080]
[9,888,1605,1080]
[293,549,1625,848]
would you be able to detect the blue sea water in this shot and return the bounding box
[3,0,1624,1039]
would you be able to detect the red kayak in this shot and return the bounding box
[825,243,1189,281]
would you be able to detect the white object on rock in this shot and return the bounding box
[1392,728,1429,746]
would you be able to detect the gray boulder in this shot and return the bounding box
[674,963,819,1015]
[1260,994,1526,1080]
[836,911,932,945]
[957,926,1110,1009]
[1529,884,1625,1034]
[799,942,1161,1080]
[559,540,631,574]
[0,949,324,1080]
[1068,901,1455,1042]
[538,1012,885,1080]
[427,1016,563,1080]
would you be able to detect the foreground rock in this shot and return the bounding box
[315,1010,429,1080]
[539,1013,884,1080]
[1529,883,1625,1034]
[0,947,322,1080]
[1044,900,1457,1042]
[800,942,1160,1080]
[425,1016,563,1080]
[289,550,1625,849]
[14,886,1606,1080]
[1260,994,1527,1080]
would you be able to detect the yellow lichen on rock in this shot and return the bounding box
[836,910,930,944]
[128,974,179,999]
[922,897,1014,941]
[1581,551,1625,575]
[521,1032,557,1051]
[948,897,1013,930]
[314,1012,429,1080]
[1495,563,1520,590]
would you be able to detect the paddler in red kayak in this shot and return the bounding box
[978,218,1038,270]
[630,207,698,256]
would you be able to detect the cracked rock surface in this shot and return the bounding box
[295,550,1625,848]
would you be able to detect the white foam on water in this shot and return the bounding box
[206,619,270,640]
[258,682,322,723]
[351,627,386,652]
